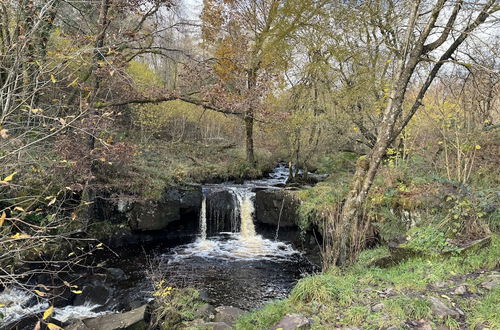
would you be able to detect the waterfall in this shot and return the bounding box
[199,195,207,240]
[234,190,256,239]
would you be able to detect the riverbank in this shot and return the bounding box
[236,234,499,329]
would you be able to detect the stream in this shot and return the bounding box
[0,164,317,328]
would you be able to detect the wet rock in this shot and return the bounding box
[453,285,467,295]
[199,290,215,304]
[105,267,129,281]
[79,304,149,330]
[427,296,459,319]
[73,282,111,307]
[195,303,216,321]
[254,189,299,228]
[128,185,202,232]
[206,190,239,235]
[273,313,312,330]
[371,303,384,313]
[214,306,245,326]
[66,320,88,330]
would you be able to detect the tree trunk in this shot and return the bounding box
[245,114,255,164]
[245,67,258,165]
[334,0,497,266]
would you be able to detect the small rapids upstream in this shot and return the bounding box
[0,164,316,327]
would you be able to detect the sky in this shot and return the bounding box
[183,0,203,19]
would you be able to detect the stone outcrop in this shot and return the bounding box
[92,185,202,238]
[254,189,299,229]
[128,185,202,232]
[67,305,149,330]
[273,313,312,330]
[427,296,460,319]
[213,306,245,326]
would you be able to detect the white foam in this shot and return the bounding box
[0,287,112,326]
[167,233,299,262]
[0,288,49,326]
[53,303,110,323]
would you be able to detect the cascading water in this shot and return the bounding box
[199,195,207,241]
[0,164,317,327]
[160,165,316,309]
[175,183,297,261]
[235,189,256,239]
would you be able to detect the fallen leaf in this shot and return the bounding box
[34,289,46,297]
[0,211,6,227]
[47,323,63,330]
[1,172,17,183]
[43,306,54,320]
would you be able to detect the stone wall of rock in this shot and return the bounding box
[254,189,299,228]
[92,184,202,245]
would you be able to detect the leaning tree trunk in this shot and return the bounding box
[334,0,497,266]
[245,67,258,165]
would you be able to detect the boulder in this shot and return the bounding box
[128,185,202,232]
[105,268,129,281]
[254,189,299,228]
[427,296,459,319]
[371,303,384,313]
[66,320,89,330]
[214,306,245,326]
[73,282,112,307]
[195,303,216,321]
[480,279,500,290]
[80,305,149,330]
[453,285,467,295]
[273,313,311,330]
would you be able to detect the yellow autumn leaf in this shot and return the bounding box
[71,290,83,294]
[0,211,6,227]
[10,233,30,239]
[1,171,17,183]
[47,323,63,330]
[34,289,47,297]
[50,74,57,84]
[43,306,54,320]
